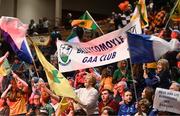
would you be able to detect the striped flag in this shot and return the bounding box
[127,33,179,64]
[131,0,148,28]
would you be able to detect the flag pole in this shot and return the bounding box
[27,35,40,78]
[126,33,138,102]
[164,0,179,29]
[85,10,105,35]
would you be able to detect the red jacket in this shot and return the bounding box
[98,99,119,114]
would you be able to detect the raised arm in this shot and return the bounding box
[12,71,28,92]
[40,82,60,101]
[0,51,9,64]
[1,84,12,98]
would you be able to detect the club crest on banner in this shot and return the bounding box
[57,18,142,72]
[59,44,73,65]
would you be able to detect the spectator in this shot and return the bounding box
[1,72,28,115]
[42,17,49,33]
[64,13,72,30]
[113,80,128,103]
[143,63,159,89]
[141,87,154,105]
[171,29,180,39]
[74,69,86,89]
[37,19,44,34]
[27,93,41,116]
[113,60,131,85]
[135,98,151,116]
[118,3,133,28]
[74,72,98,115]
[100,106,116,116]
[0,97,10,116]
[39,92,55,116]
[156,59,171,89]
[50,27,62,54]
[99,68,114,92]
[98,89,119,114]
[169,82,180,91]
[118,90,137,115]
[28,19,37,35]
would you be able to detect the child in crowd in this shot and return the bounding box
[100,106,116,116]
[141,87,154,105]
[135,98,151,116]
[118,90,137,115]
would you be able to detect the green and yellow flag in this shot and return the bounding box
[71,11,98,30]
[34,44,79,101]
[56,97,70,115]
[131,0,148,28]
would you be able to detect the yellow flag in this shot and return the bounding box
[34,44,79,101]
[56,97,70,115]
[0,58,11,76]
[131,0,148,28]
[71,19,93,29]
[0,65,6,76]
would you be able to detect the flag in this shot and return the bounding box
[0,16,33,63]
[131,0,148,28]
[33,44,79,101]
[71,20,93,30]
[56,97,71,115]
[71,11,98,30]
[127,33,176,64]
[0,58,11,76]
[66,30,80,43]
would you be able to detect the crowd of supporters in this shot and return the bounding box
[0,0,179,115]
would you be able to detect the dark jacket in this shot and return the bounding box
[157,70,171,89]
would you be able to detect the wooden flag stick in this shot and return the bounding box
[126,36,138,102]
[86,10,105,35]
[27,35,40,78]
[164,0,179,29]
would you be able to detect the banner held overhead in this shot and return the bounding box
[57,18,142,72]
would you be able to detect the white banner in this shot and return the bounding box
[57,18,142,72]
[153,88,180,114]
